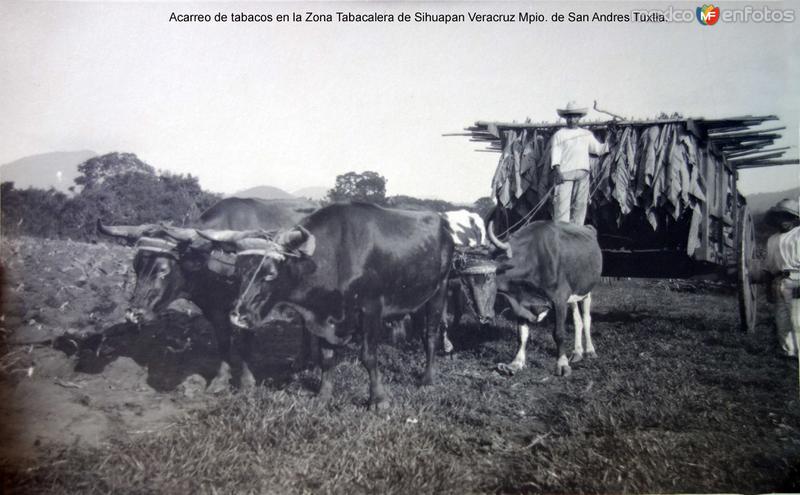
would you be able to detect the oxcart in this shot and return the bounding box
[453,113,798,332]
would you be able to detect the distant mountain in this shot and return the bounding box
[746,187,800,214]
[292,186,328,200]
[229,185,295,200]
[0,150,97,193]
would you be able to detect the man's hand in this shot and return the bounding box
[553,166,564,185]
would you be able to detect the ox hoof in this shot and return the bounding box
[570,352,584,364]
[207,363,233,394]
[207,378,232,395]
[316,383,333,404]
[240,374,256,392]
[368,398,390,411]
[443,340,454,354]
[555,363,572,377]
[586,351,598,359]
[496,362,523,376]
[238,365,257,393]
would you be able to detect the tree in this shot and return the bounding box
[74,152,155,190]
[385,195,455,212]
[327,171,387,204]
[473,197,496,219]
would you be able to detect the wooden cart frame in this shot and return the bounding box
[453,115,798,332]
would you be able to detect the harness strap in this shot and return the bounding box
[136,246,178,258]
[459,265,497,275]
[234,249,270,315]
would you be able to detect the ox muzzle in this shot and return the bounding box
[455,257,498,323]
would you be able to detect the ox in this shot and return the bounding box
[440,209,491,352]
[198,202,454,409]
[443,209,486,248]
[97,197,318,388]
[486,220,602,376]
[382,209,493,350]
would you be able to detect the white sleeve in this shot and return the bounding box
[550,133,562,167]
[588,132,609,155]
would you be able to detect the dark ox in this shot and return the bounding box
[199,202,453,409]
[386,209,496,351]
[97,197,317,388]
[487,220,602,377]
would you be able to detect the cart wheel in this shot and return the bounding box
[737,205,758,333]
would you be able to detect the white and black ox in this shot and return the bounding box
[439,209,494,352]
[485,220,602,377]
[197,202,454,409]
[97,197,318,388]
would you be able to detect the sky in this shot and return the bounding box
[0,0,798,203]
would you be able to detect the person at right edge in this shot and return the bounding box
[550,101,610,225]
[764,198,800,359]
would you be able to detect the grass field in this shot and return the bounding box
[1,236,799,494]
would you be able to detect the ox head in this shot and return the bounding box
[98,220,212,324]
[196,226,316,330]
[456,262,497,323]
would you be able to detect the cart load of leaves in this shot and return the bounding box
[456,114,796,260]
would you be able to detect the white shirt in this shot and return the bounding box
[766,226,800,272]
[550,127,609,173]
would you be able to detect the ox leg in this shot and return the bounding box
[206,312,239,393]
[570,301,584,363]
[317,339,335,403]
[582,294,596,358]
[361,308,389,410]
[236,330,256,391]
[441,282,459,355]
[442,294,459,354]
[553,302,571,377]
[496,322,529,375]
[422,285,447,385]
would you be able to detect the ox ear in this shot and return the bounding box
[277,226,315,257]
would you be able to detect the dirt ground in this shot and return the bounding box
[0,237,307,461]
[1,236,799,494]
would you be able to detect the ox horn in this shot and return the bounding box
[96,220,158,240]
[277,225,315,256]
[195,229,269,243]
[159,225,199,243]
[487,220,511,256]
[196,229,250,243]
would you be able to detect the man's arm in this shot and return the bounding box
[588,132,610,155]
[552,165,564,185]
[550,133,564,185]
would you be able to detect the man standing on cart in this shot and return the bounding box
[550,101,610,225]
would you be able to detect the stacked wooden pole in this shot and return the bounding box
[448,114,798,170]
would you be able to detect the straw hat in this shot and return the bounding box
[765,198,800,227]
[557,101,588,118]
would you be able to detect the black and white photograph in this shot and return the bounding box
[1,0,799,492]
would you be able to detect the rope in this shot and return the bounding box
[495,127,619,240]
[230,246,302,315]
[132,250,163,310]
[233,249,271,315]
[495,185,556,239]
